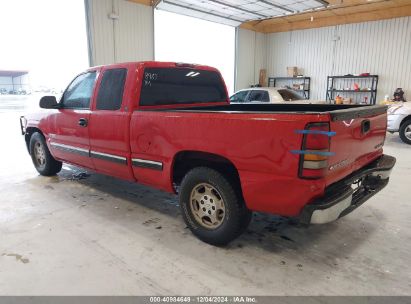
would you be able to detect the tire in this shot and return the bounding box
[399,119,411,145]
[29,132,62,176]
[179,167,251,246]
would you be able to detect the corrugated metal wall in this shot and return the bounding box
[266,17,411,102]
[235,28,267,91]
[85,0,154,66]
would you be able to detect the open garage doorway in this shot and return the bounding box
[155,10,236,94]
[0,0,89,113]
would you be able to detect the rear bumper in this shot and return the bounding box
[299,154,396,224]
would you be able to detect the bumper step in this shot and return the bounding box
[299,154,396,225]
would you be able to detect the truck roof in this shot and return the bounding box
[86,61,220,73]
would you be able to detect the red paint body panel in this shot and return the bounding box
[129,111,328,215]
[326,115,387,186]
[46,109,95,170]
[23,61,387,218]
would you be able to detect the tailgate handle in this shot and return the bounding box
[361,120,371,134]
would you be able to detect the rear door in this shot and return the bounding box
[326,106,387,185]
[48,71,97,169]
[88,66,134,180]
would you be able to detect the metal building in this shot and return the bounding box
[0,70,29,94]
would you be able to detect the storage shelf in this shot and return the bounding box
[270,76,310,80]
[327,90,376,93]
[326,75,378,104]
[327,75,378,79]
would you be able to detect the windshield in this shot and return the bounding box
[139,67,227,106]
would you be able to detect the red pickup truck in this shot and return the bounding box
[20,61,395,245]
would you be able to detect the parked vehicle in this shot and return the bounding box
[387,101,411,144]
[230,87,325,104]
[20,61,395,245]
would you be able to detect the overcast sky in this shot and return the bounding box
[0,0,89,89]
[0,1,235,93]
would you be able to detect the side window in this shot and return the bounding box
[247,90,270,102]
[230,90,249,103]
[61,72,97,109]
[96,68,127,110]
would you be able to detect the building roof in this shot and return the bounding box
[0,70,29,77]
[130,0,411,33]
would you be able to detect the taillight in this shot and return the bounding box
[294,123,335,179]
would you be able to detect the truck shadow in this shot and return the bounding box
[232,211,379,261]
[42,165,380,261]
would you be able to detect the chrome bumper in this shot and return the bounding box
[299,154,395,225]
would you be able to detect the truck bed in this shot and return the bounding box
[147,104,387,121]
[133,102,388,216]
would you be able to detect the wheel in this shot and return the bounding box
[29,132,62,176]
[179,167,251,246]
[399,119,411,145]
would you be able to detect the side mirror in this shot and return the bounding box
[39,96,59,109]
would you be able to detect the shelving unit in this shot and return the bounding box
[326,75,378,104]
[268,76,311,99]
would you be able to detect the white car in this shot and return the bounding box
[229,87,324,104]
[387,102,411,144]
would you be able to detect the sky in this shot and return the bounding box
[0,0,89,89]
[155,10,236,94]
[0,1,236,93]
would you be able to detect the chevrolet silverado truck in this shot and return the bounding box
[20,61,395,245]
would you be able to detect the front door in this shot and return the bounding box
[48,71,97,170]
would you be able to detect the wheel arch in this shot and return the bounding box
[171,150,243,197]
[25,127,44,153]
[400,115,411,127]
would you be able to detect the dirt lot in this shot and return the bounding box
[0,95,410,295]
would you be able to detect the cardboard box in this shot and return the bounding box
[287,67,298,77]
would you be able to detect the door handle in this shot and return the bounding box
[78,118,88,127]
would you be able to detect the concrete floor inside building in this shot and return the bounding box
[0,96,410,295]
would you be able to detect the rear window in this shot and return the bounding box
[139,67,227,106]
[278,89,303,101]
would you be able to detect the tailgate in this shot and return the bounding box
[326,105,387,186]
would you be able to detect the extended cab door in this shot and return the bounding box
[88,67,134,180]
[48,71,97,170]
